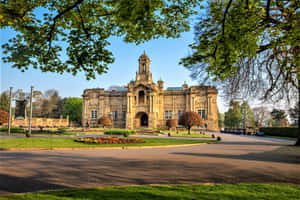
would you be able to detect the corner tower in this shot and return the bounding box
[136,51,152,83]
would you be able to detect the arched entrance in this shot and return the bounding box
[135,112,148,128]
[140,113,148,126]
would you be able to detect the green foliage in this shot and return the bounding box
[0,92,9,112]
[260,127,299,138]
[241,101,255,127]
[0,127,25,132]
[63,97,82,124]
[270,109,287,122]
[224,101,242,128]
[104,130,136,135]
[0,0,199,79]
[218,110,224,128]
[181,0,299,101]
[289,104,299,126]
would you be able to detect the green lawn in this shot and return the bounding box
[0,137,214,149]
[0,184,299,200]
[170,133,212,138]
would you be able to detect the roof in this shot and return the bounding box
[166,87,184,91]
[115,88,127,92]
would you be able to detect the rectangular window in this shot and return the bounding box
[94,111,97,119]
[165,111,169,120]
[114,111,118,121]
[198,110,206,120]
[178,110,184,120]
[91,111,97,119]
[123,111,126,120]
[169,110,172,119]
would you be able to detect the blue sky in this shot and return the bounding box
[0,26,230,112]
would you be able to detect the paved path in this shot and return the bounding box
[0,133,299,194]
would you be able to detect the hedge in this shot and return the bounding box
[259,127,299,138]
[104,130,136,135]
[0,127,25,133]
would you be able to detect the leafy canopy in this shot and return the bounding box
[63,97,82,123]
[181,0,299,100]
[0,0,199,79]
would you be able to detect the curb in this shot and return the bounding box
[0,142,215,151]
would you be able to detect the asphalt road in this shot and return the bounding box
[0,133,299,194]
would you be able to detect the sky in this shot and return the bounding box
[1,27,234,112]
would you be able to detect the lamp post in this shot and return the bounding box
[8,87,13,136]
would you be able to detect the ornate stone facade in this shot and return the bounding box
[82,53,219,131]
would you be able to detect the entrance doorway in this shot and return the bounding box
[135,112,148,128]
[140,113,148,127]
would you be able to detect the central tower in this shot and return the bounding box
[136,51,152,83]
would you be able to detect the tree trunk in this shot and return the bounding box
[188,127,191,135]
[296,89,300,146]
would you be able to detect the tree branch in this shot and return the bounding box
[222,0,232,36]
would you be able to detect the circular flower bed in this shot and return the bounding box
[75,137,144,144]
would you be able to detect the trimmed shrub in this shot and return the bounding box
[166,119,177,130]
[98,116,112,127]
[0,127,25,133]
[260,127,299,138]
[104,130,136,135]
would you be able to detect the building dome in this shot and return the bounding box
[139,51,150,61]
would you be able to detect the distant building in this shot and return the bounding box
[82,53,219,130]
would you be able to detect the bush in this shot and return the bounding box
[104,130,136,135]
[0,127,25,133]
[212,134,215,138]
[217,136,221,141]
[259,127,299,138]
[98,116,112,127]
[166,119,177,129]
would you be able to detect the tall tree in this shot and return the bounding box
[270,109,287,126]
[180,0,299,144]
[241,101,255,128]
[1,0,199,79]
[252,106,270,127]
[224,101,242,128]
[63,97,82,124]
[289,104,299,126]
[218,110,224,129]
[0,92,9,112]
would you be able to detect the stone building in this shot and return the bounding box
[82,53,219,131]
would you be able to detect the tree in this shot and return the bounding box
[1,0,199,80]
[180,0,299,144]
[98,116,112,128]
[224,101,242,128]
[181,0,298,101]
[252,106,270,127]
[241,101,255,128]
[270,109,287,126]
[218,110,224,129]
[0,110,9,124]
[179,111,204,135]
[166,119,177,130]
[289,104,299,126]
[0,92,9,112]
[63,97,82,124]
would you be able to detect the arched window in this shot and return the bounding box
[143,63,146,72]
[139,91,145,104]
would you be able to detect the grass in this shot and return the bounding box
[171,133,212,138]
[0,184,299,200]
[0,137,215,149]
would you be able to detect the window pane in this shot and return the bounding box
[165,111,168,120]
